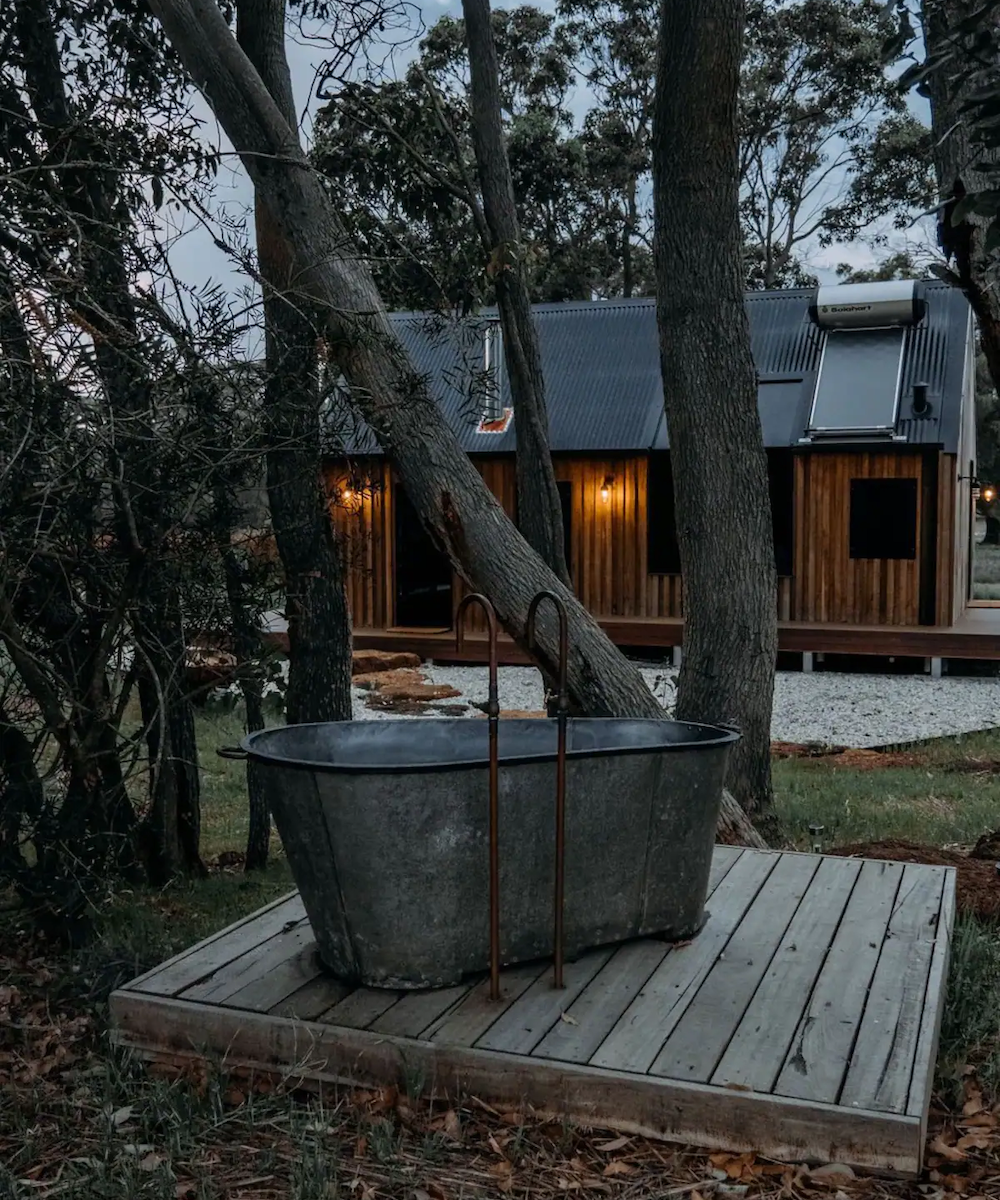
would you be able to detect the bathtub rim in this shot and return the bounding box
[240,716,740,776]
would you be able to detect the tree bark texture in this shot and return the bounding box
[236,0,353,726]
[461,0,571,586]
[652,0,778,822]
[923,0,1000,394]
[146,0,766,848]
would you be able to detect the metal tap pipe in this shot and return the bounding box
[525,589,570,990]
[455,593,502,1001]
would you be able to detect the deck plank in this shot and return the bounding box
[532,940,668,1064]
[774,858,905,1104]
[907,872,956,1125]
[711,856,863,1092]
[650,853,820,1083]
[475,949,614,1055]
[131,894,306,998]
[181,921,315,1006]
[591,849,779,1073]
[839,864,948,1114]
[270,974,354,1020]
[423,963,548,1046]
[319,986,401,1029]
[368,983,473,1039]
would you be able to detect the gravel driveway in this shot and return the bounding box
[353,663,1000,749]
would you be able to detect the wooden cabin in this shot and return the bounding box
[326,280,987,665]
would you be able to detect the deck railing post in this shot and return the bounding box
[525,591,570,990]
[455,594,502,1001]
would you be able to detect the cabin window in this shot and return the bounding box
[557,480,573,574]
[769,451,794,577]
[647,453,682,574]
[849,478,918,559]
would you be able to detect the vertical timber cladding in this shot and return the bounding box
[793,449,931,626]
[326,459,392,630]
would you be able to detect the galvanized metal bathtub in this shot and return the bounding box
[241,718,738,989]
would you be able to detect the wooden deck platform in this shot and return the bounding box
[110,847,955,1177]
[337,608,1000,665]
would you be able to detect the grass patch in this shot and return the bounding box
[937,916,1000,1103]
[774,728,1000,851]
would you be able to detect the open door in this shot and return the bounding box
[394,483,454,628]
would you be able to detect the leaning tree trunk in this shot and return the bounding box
[923,0,1000,393]
[145,0,766,850]
[462,0,570,586]
[651,0,778,826]
[236,0,353,726]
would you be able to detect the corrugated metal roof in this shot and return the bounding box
[334,282,972,455]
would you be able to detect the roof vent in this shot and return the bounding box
[912,381,932,418]
[809,280,925,330]
[481,322,504,422]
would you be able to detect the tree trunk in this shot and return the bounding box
[218,532,270,871]
[461,0,570,586]
[145,0,766,848]
[236,0,353,726]
[922,0,1000,394]
[651,0,778,825]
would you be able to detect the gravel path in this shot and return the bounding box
[353,663,1000,749]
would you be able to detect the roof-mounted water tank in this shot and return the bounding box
[808,279,926,330]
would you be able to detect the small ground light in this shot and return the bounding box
[808,822,825,853]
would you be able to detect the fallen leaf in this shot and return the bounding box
[139,1153,166,1171]
[595,1137,631,1153]
[723,1082,752,1092]
[957,1133,993,1152]
[224,1087,246,1106]
[602,1161,634,1177]
[963,1113,997,1129]
[559,1012,579,1026]
[442,1109,462,1142]
[488,1134,505,1157]
[930,1138,966,1164]
[490,1161,513,1193]
[414,1190,432,1200]
[110,1105,134,1127]
[963,1091,985,1117]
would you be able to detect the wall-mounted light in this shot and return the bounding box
[600,475,614,503]
[341,484,355,503]
[984,485,997,504]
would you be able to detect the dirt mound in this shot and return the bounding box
[829,839,1000,921]
[351,649,421,676]
[770,742,929,769]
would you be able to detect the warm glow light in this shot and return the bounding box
[985,486,996,504]
[342,487,354,502]
[600,475,614,503]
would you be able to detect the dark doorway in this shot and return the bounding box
[394,484,453,628]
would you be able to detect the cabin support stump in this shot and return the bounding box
[802,652,814,673]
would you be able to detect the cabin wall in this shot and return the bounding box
[792,450,928,626]
[328,448,954,633]
[327,460,393,630]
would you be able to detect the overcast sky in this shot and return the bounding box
[164,1,927,325]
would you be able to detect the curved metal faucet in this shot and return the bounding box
[455,592,501,1001]
[525,589,570,990]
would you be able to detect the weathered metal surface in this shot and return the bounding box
[242,717,738,989]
